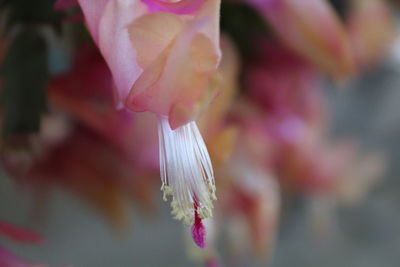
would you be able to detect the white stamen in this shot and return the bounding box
[158,116,216,225]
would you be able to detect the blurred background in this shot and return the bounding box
[1,0,400,266]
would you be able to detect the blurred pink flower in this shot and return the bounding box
[247,0,354,78]
[232,100,349,195]
[245,40,324,125]
[276,137,356,193]
[219,157,280,258]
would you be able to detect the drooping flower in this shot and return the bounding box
[242,39,346,193]
[245,39,324,125]
[246,0,354,78]
[76,0,222,244]
[76,0,221,125]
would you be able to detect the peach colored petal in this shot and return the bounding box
[208,126,239,165]
[348,0,395,68]
[199,35,240,138]
[128,50,170,113]
[79,0,221,125]
[128,14,220,128]
[191,34,219,72]
[128,12,184,68]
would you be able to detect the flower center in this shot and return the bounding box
[158,116,216,226]
[191,202,206,248]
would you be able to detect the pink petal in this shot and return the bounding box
[77,0,144,108]
[0,222,45,244]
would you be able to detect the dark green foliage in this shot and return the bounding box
[0,0,60,137]
[0,0,59,32]
[221,2,270,62]
[329,0,349,19]
[1,27,48,137]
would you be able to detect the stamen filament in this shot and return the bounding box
[158,116,216,226]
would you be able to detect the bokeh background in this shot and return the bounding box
[1,52,400,267]
[2,0,400,266]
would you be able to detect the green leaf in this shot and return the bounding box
[1,0,59,31]
[221,3,270,62]
[2,27,48,137]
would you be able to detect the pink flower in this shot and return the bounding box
[77,0,222,245]
[245,39,324,124]
[247,0,354,78]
